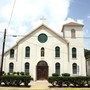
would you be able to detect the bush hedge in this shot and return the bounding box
[62,73,70,77]
[0,72,33,87]
[48,74,90,87]
[52,73,59,77]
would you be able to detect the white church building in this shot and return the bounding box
[2,22,86,80]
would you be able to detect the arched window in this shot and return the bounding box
[25,46,30,57]
[25,62,29,73]
[41,47,45,57]
[72,47,77,58]
[55,63,60,75]
[72,63,77,74]
[10,49,14,58]
[9,62,14,73]
[55,46,60,57]
[71,29,76,38]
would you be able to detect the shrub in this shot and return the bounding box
[7,72,10,75]
[56,77,63,86]
[70,77,78,86]
[62,73,70,77]
[16,72,20,75]
[13,72,17,75]
[86,76,90,86]
[22,75,32,86]
[0,74,33,87]
[48,75,90,87]
[25,72,29,76]
[62,77,71,86]
[52,73,59,77]
[48,73,60,86]
[76,76,86,87]
[20,72,25,75]
[2,71,5,75]
[3,73,6,76]
[48,76,59,86]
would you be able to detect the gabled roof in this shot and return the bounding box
[4,24,69,54]
[17,23,68,44]
[4,44,17,54]
[61,22,84,32]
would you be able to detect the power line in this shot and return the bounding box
[7,0,16,30]
[0,32,90,39]
[4,34,90,38]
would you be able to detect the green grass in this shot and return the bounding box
[64,88,90,90]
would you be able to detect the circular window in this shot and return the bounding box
[38,33,48,43]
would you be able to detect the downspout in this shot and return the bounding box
[67,43,70,62]
[86,59,87,76]
[16,44,18,62]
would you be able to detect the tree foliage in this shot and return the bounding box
[84,49,90,59]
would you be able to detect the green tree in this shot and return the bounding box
[84,49,90,59]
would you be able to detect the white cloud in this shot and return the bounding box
[77,20,84,24]
[0,0,71,53]
[63,18,84,24]
[87,15,90,19]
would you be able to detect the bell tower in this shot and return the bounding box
[61,22,86,76]
[61,22,84,39]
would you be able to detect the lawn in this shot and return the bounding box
[63,88,90,90]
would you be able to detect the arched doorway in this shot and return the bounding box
[36,61,48,80]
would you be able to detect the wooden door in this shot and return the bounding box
[36,61,48,80]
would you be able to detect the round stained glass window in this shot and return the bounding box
[38,33,48,43]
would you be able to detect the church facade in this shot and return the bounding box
[3,22,86,80]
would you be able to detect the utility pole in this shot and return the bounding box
[0,29,6,76]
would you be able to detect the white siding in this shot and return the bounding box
[3,24,86,80]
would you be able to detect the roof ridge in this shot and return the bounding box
[63,22,84,26]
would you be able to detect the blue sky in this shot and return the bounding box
[68,0,90,49]
[0,0,90,53]
[68,0,90,19]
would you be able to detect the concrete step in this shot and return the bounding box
[30,80,50,89]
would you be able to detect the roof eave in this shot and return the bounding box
[61,24,84,32]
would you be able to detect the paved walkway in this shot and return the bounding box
[30,80,50,89]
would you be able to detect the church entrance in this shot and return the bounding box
[36,61,48,80]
